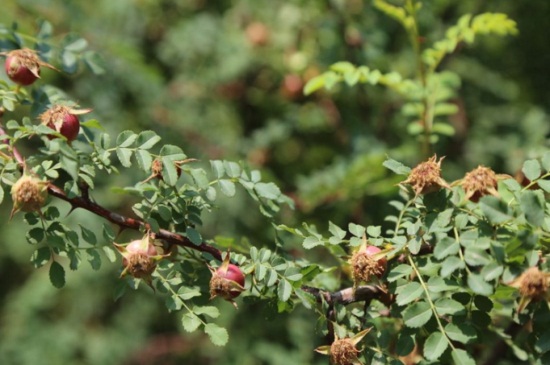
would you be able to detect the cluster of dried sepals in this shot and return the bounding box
[402,155,550,313]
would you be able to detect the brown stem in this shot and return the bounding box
[46,182,223,261]
[0,123,391,306]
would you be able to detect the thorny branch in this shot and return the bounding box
[0,122,386,306]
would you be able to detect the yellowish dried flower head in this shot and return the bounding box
[518,267,549,300]
[459,166,503,202]
[315,328,371,365]
[330,338,360,365]
[402,155,450,195]
[508,266,550,312]
[10,175,48,217]
[349,246,386,284]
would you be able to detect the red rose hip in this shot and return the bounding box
[209,254,246,306]
[2,48,57,86]
[39,105,92,142]
[350,244,387,283]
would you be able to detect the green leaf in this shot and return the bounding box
[86,248,101,270]
[383,157,411,175]
[445,323,477,344]
[26,227,45,245]
[102,246,117,263]
[190,168,209,189]
[255,182,281,200]
[538,180,550,193]
[396,282,423,306]
[535,330,550,353]
[329,221,346,240]
[348,223,366,237]
[464,246,492,266]
[434,236,460,260]
[224,161,241,178]
[451,349,476,365]
[542,151,550,172]
[210,160,225,178]
[468,273,493,296]
[181,313,201,332]
[522,159,541,181]
[83,51,106,74]
[116,148,133,168]
[479,196,512,225]
[219,179,236,197]
[520,190,545,227]
[204,323,229,346]
[49,261,66,288]
[474,295,494,312]
[31,247,51,268]
[434,298,465,315]
[137,130,161,150]
[432,122,455,136]
[80,225,97,245]
[193,306,220,319]
[161,156,178,186]
[63,34,88,51]
[396,330,416,356]
[388,264,413,282]
[178,286,201,300]
[135,149,152,172]
[278,278,292,302]
[481,262,503,281]
[116,130,138,148]
[284,267,303,281]
[160,144,186,160]
[303,236,323,249]
[303,74,326,95]
[403,301,432,328]
[423,332,448,362]
[186,227,202,245]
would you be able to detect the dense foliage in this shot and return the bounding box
[1,1,549,364]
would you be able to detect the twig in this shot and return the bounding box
[0,123,392,306]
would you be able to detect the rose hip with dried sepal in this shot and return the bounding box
[115,235,166,287]
[315,328,371,365]
[402,155,451,195]
[2,48,57,86]
[209,252,245,308]
[39,105,92,142]
[350,243,388,284]
[10,174,48,219]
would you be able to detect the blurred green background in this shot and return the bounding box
[0,0,549,364]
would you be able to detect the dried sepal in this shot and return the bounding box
[401,155,450,195]
[208,252,245,308]
[2,48,58,83]
[314,328,371,365]
[39,104,92,129]
[10,173,48,219]
[115,235,166,288]
[507,266,550,313]
[140,158,197,184]
[453,165,510,202]
[349,235,388,285]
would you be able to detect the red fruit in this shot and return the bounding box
[210,261,245,301]
[38,105,92,142]
[3,48,56,86]
[4,49,40,85]
[125,239,158,257]
[350,245,387,283]
[363,245,387,273]
[116,238,161,280]
[218,264,246,289]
